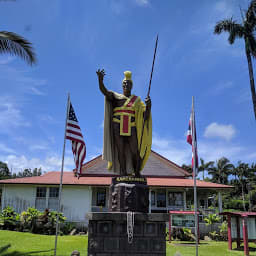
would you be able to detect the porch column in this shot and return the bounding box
[218,191,222,213]
[242,216,249,256]
[183,190,186,210]
[169,213,172,242]
[227,215,232,250]
[236,216,241,249]
[149,189,152,213]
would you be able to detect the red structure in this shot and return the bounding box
[169,210,200,243]
[220,212,256,256]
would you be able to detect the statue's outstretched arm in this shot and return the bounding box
[96,69,113,100]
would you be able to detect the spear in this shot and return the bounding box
[139,35,158,160]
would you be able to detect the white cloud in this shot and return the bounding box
[134,0,149,6]
[3,154,75,173]
[152,134,190,165]
[211,81,234,95]
[0,143,16,154]
[29,144,49,151]
[198,141,243,162]
[151,132,254,166]
[214,1,236,18]
[204,122,236,141]
[0,99,30,133]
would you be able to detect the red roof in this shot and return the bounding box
[220,212,256,217]
[0,171,232,189]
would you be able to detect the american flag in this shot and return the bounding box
[187,110,198,174]
[66,102,86,175]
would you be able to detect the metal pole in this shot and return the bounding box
[192,96,199,256]
[54,93,70,256]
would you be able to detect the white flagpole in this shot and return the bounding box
[192,96,199,256]
[54,93,70,256]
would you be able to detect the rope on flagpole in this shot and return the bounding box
[54,93,70,256]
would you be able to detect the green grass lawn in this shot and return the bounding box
[1,230,256,256]
[0,230,87,256]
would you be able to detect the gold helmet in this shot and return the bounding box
[123,71,133,84]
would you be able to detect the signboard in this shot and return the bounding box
[171,214,195,228]
[231,217,256,239]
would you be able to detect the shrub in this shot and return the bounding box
[0,206,20,230]
[62,222,76,235]
[209,231,220,241]
[219,221,228,241]
[204,213,221,232]
[20,207,41,232]
[181,227,195,241]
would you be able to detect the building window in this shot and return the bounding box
[35,187,59,211]
[168,192,183,206]
[157,190,166,207]
[96,188,106,207]
[48,187,59,211]
[35,187,47,211]
[151,191,155,206]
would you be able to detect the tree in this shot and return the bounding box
[208,157,234,184]
[204,213,221,232]
[214,0,256,120]
[198,158,214,180]
[181,164,193,174]
[236,161,250,211]
[0,31,36,65]
[0,161,11,180]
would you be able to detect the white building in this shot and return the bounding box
[0,151,231,225]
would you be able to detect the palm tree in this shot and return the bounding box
[214,0,256,120]
[0,31,36,65]
[198,158,214,180]
[208,157,234,184]
[236,161,250,211]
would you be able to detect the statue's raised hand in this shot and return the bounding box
[96,69,105,82]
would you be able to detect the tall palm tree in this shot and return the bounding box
[214,0,256,120]
[198,158,214,180]
[236,161,249,211]
[0,31,36,65]
[208,157,234,184]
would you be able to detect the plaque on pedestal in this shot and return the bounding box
[109,177,149,213]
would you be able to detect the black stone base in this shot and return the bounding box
[86,212,169,256]
[109,177,149,213]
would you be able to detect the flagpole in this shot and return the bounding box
[192,96,199,256]
[54,93,70,256]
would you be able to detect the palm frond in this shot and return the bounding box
[246,0,256,28]
[0,31,36,65]
[214,19,244,43]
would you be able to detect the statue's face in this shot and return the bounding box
[122,80,132,97]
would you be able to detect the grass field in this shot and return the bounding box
[1,230,256,256]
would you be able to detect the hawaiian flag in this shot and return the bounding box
[187,110,198,175]
[66,102,86,175]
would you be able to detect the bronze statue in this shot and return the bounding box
[97,69,152,177]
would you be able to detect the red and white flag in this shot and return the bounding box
[66,102,86,175]
[187,109,198,175]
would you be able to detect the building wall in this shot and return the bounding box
[1,184,92,224]
[61,185,92,224]
[2,184,35,213]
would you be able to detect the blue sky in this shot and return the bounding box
[0,0,255,174]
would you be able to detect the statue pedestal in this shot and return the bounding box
[86,212,169,256]
[109,177,149,213]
